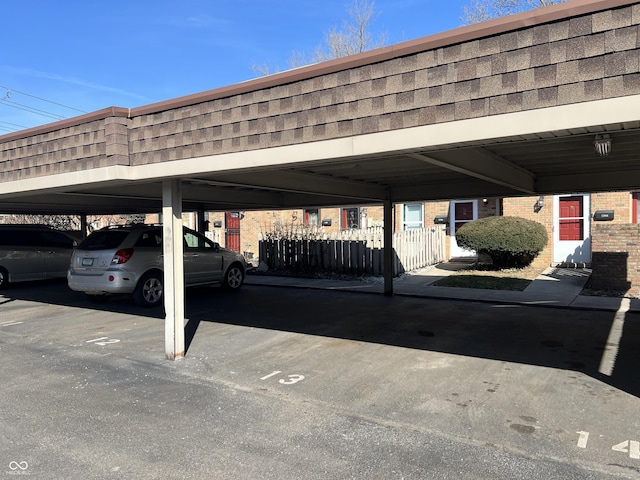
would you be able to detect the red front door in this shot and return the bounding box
[553,194,591,264]
[559,196,584,241]
[225,212,241,252]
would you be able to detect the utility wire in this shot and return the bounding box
[0,86,87,114]
[0,120,29,129]
[0,85,89,132]
[0,98,65,120]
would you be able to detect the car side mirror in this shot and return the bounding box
[213,242,220,252]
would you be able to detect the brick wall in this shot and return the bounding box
[589,223,640,296]
[221,205,387,259]
[502,195,553,268]
[591,191,632,222]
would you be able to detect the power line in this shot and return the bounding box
[0,120,29,129]
[0,98,66,120]
[0,86,87,114]
[0,85,90,132]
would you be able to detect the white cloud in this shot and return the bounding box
[1,66,147,101]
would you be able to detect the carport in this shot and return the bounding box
[1,0,640,359]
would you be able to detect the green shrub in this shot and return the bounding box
[455,216,548,268]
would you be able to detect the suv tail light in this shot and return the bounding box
[111,248,134,265]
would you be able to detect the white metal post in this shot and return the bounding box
[162,179,185,360]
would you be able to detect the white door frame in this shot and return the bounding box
[552,194,591,265]
[449,199,478,258]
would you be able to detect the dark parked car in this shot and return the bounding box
[68,224,247,307]
[0,225,78,288]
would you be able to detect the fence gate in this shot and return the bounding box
[225,212,241,252]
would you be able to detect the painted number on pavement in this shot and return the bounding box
[86,336,120,346]
[260,370,305,385]
[577,431,640,460]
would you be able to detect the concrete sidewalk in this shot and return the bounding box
[245,262,640,313]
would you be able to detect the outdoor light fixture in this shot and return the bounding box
[594,134,611,156]
[534,196,545,213]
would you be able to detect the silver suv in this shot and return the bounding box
[68,224,246,307]
[0,225,78,288]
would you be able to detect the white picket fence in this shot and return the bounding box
[258,226,446,276]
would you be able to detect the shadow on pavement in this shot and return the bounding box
[3,280,638,399]
[183,285,640,399]
[0,278,166,318]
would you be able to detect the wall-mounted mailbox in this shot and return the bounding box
[213,220,223,228]
[593,210,614,221]
[321,219,332,227]
[434,215,448,225]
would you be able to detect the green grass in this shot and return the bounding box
[433,274,533,291]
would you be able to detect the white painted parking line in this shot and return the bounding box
[86,337,121,346]
[260,371,282,380]
[0,321,23,327]
[576,431,589,449]
[599,297,630,376]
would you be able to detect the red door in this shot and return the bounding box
[454,201,474,233]
[225,212,241,252]
[559,196,583,241]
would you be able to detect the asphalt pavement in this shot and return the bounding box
[1,270,639,479]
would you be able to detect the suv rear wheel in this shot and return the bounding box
[133,271,163,307]
[0,267,8,289]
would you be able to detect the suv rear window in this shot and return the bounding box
[78,230,130,250]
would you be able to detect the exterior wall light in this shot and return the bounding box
[594,134,611,156]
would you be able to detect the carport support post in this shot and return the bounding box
[383,199,394,296]
[162,179,185,360]
[80,214,88,238]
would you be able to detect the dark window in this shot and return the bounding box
[39,231,74,249]
[342,208,360,229]
[135,229,162,247]
[0,230,24,246]
[304,209,319,226]
[78,231,129,250]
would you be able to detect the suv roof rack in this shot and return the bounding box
[97,223,162,231]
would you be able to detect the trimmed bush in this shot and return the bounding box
[455,216,548,268]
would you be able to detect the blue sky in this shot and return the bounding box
[1,1,469,133]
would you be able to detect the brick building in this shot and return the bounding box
[198,190,640,295]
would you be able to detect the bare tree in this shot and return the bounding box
[461,0,565,25]
[253,0,386,75]
[314,0,387,61]
[1,213,148,232]
[2,214,81,230]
